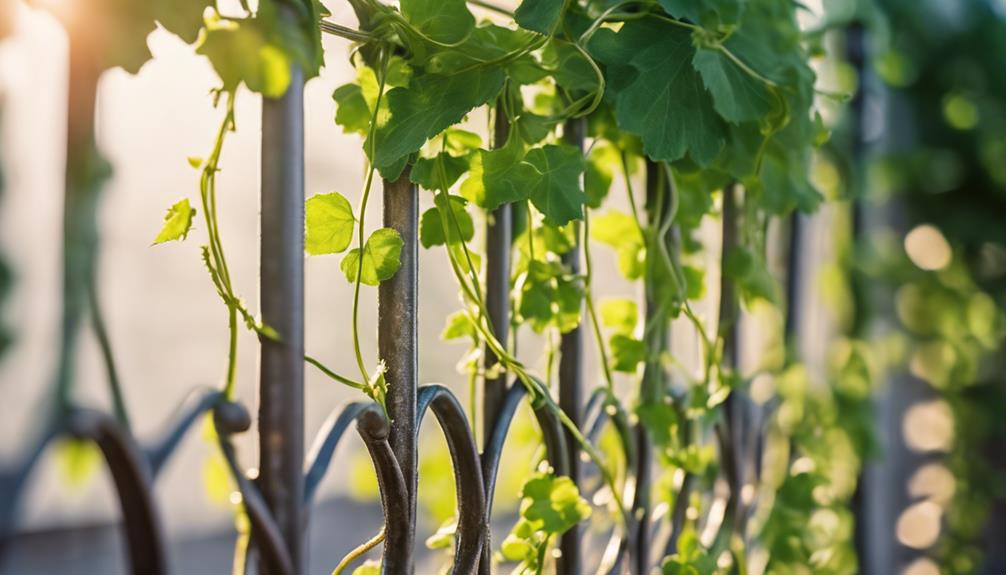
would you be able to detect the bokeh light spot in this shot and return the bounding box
[905,225,952,271]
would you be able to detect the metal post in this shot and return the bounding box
[57,22,104,416]
[635,159,672,572]
[259,46,306,574]
[379,171,418,571]
[557,118,585,575]
[483,109,511,445]
[719,183,746,533]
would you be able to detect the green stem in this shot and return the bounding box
[581,210,615,392]
[305,354,368,391]
[332,528,385,575]
[224,304,238,398]
[351,49,390,384]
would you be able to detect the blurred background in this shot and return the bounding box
[1,0,1005,573]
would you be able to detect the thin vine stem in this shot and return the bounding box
[581,210,616,393]
[350,48,390,385]
[332,528,386,575]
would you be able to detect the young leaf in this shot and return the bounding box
[341,228,404,286]
[525,144,587,226]
[55,438,100,487]
[153,199,196,245]
[591,211,645,279]
[520,473,592,534]
[305,192,355,255]
[610,334,645,372]
[514,0,565,34]
[441,310,476,341]
[600,298,638,335]
[351,560,381,575]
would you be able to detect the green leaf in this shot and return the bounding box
[659,0,745,28]
[341,228,404,286]
[401,0,475,45]
[753,143,822,214]
[692,47,775,124]
[590,21,725,165]
[154,0,211,44]
[424,24,540,83]
[153,199,196,245]
[610,334,645,372]
[590,211,645,279]
[441,310,476,340]
[636,400,677,449]
[525,144,587,226]
[425,518,458,550]
[411,152,470,191]
[305,192,355,255]
[518,260,582,333]
[682,265,706,300]
[519,473,592,534]
[420,195,474,248]
[467,136,533,210]
[196,11,291,98]
[55,438,100,487]
[545,40,601,94]
[370,68,505,178]
[333,83,371,136]
[600,298,638,335]
[723,246,777,304]
[349,560,381,575]
[514,0,565,34]
[585,142,620,208]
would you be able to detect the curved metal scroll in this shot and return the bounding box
[477,381,572,575]
[0,410,167,574]
[66,409,168,574]
[300,401,410,575]
[0,389,224,575]
[416,384,487,574]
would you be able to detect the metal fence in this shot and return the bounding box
[0,14,879,575]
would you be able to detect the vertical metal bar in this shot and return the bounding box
[784,213,804,344]
[557,118,585,575]
[843,22,885,575]
[259,46,306,574]
[379,171,418,571]
[56,26,103,416]
[719,183,746,533]
[483,109,511,445]
[634,159,671,573]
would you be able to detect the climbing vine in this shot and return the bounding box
[25,0,871,573]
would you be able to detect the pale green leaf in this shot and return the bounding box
[153,198,196,245]
[341,228,404,286]
[305,192,355,255]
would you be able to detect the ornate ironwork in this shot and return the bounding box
[0,10,717,575]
